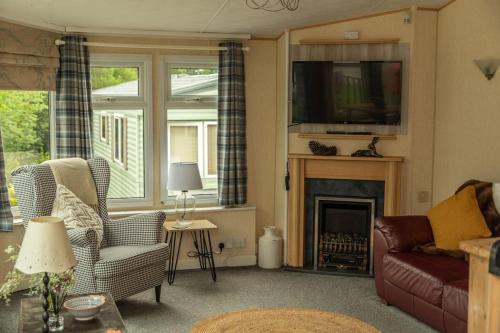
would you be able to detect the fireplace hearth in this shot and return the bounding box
[314,196,375,275]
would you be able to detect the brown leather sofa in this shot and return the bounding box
[374,216,468,333]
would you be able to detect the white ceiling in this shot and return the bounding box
[0,0,449,38]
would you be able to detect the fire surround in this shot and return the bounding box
[287,154,404,268]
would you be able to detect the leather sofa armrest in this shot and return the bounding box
[373,215,434,301]
[375,215,434,253]
[374,228,389,300]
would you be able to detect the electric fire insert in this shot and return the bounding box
[314,196,375,276]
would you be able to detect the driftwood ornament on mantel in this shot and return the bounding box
[308,141,337,156]
[351,137,384,158]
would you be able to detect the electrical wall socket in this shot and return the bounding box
[234,238,246,248]
[222,238,246,249]
[417,191,430,203]
[224,239,234,249]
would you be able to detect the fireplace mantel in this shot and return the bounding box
[287,154,404,267]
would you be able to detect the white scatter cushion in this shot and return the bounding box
[52,184,104,245]
[493,183,500,214]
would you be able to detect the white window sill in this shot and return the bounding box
[109,205,256,219]
[12,205,257,224]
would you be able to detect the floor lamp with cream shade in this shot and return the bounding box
[15,217,76,333]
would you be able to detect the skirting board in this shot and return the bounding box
[167,255,257,271]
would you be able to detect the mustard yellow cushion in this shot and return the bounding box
[427,186,492,250]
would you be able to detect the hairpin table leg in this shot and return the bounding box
[165,231,183,285]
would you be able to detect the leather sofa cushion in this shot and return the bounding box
[443,279,468,322]
[383,252,468,306]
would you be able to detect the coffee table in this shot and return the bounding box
[164,219,218,285]
[18,292,126,333]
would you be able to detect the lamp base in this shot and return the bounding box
[42,272,49,333]
[175,190,196,222]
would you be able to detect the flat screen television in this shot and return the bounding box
[292,61,402,125]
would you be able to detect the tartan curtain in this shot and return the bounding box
[0,128,13,232]
[55,35,93,159]
[217,41,247,206]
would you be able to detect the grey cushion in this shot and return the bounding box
[95,243,169,278]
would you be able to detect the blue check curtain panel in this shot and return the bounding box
[55,35,94,159]
[0,128,13,232]
[217,41,247,206]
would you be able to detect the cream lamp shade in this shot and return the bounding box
[15,217,76,274]
[167,162,203,191]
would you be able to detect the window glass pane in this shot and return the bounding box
[166,108,217,195]
[93,109,144,199]
[0,90,50,206]
[170,67,218,97]
[91,67,139,96]
[207,124,217,176]
[169,126,198,163]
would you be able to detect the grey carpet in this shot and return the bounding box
[0,267,436,333]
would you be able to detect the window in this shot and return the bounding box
[163,56,218,200]
[92,67,139,97]
[100,113,109,142]
[0,90,52,206]
[91,54,152,203]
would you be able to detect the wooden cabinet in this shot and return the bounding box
[460,238,500,333]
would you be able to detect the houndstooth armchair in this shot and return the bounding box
[11,157,169,302]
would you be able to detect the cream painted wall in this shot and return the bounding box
[164,208,256,268]
[433,0,500,203]
[287,9,438,215]
[245,40,278,237]
[274,33,288,240]
[290,9,413,44]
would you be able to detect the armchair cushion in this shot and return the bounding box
[95,243,169,278]
[105,211,166,247]
[52,184,104,245]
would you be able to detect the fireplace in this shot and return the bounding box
[314,196,375,276]
[286,154,403,269]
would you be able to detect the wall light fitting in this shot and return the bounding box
[474,58,500,80]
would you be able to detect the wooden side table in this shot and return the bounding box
[163,220,218,285]
[19,293,125,333]
[460,237,500,333]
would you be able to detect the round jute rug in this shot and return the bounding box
[190,308,381,333]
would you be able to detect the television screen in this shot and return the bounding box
[292,61,402,125]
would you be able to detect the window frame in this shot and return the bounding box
[161,55,219,205]
[165,61,218,104]
[91,63,144,103]
[90,53,153,207]
[203,121,218,179]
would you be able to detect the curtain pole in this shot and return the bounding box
[54,39,250,52]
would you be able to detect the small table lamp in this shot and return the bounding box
[167,162,203,222]
[15,217,76,333]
